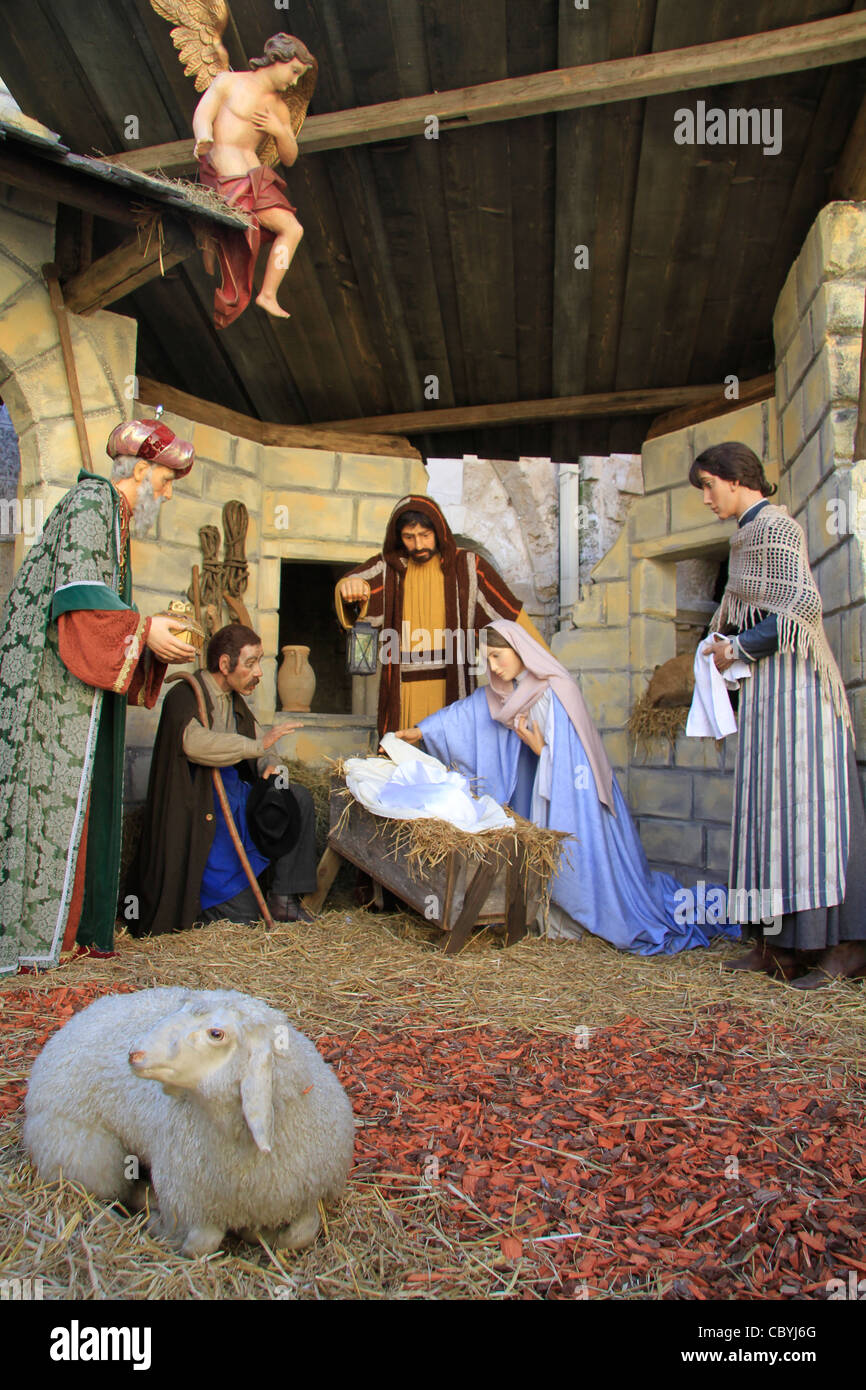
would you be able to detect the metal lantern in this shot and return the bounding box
[347,620,378,676]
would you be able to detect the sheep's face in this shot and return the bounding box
[128,1006,241,1089]
[129,1001,278,1152]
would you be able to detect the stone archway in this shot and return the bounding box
[0,188,137,574]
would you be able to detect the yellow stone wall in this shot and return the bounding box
[0,186,137,577]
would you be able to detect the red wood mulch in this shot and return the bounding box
[3,985,864,1299]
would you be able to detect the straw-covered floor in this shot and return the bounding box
[2,908,864,1301]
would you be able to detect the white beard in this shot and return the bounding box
[131,473,165,537]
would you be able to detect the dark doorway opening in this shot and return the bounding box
[278,560,352,714]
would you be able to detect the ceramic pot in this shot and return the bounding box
[278,644,315,711]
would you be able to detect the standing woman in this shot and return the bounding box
[691,441,866,988]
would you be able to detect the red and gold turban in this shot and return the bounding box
[106,419,194,478]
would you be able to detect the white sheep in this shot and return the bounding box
[23,986,355,1258]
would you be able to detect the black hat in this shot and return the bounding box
[245,777,302,860]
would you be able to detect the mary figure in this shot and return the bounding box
[399,619,737,955]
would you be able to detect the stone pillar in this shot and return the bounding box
[558,464,580,625]
[773,202,866,789]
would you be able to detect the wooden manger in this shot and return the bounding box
[303,776,566,954]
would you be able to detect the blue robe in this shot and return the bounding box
[419,688,738,954]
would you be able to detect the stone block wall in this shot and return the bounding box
[773,202,866,791]
[0,185,137,584]
[553,398,779,886]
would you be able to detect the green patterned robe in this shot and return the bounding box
[0,472,134,974]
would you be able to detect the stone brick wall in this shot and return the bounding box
[552,400,778,886]
[0,186,137,576]
[773,202,866,794]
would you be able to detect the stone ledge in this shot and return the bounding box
[631,523,730,562]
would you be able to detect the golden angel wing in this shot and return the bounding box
[150,0,230,92]
[260,58,319,166]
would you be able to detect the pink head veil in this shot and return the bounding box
[483,619,615,813]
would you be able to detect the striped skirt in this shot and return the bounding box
[729,651,850,923]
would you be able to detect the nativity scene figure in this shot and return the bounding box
[151,2,317,326]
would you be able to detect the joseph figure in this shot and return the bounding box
[0,419,196,976]
[335,495,546,736]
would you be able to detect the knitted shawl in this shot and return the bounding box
[711,503,851,726]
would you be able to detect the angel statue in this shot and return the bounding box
[152,2,317,327]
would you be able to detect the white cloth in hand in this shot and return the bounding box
[686,634,752,739]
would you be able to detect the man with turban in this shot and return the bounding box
[0,419,196,975]
[335,495,546,736]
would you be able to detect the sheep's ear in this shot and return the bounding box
[240,1040,274,1153]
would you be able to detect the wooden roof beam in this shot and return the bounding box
[309,376,777,436]
[135,377,422,460]
[111,12,866,174]
[62,220,197,315]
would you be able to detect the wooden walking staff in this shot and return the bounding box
[43,263,94,471]
[855,282,866,463]
[168,671,276,931]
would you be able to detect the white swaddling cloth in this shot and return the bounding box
[686,634,752,739]
[344,734,514,833]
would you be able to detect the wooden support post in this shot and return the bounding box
[504,842,530,948]
[444,860,498,955]
[303,845,343,916]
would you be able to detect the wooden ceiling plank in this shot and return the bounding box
[583,0,657,396]
[312,0,423,412]
[506,0,558,406]
[646,371,776,440]
[425,1,519,413]
[292,156,397,418]
[394,0,470,409]
[51,0,182,154]
[3,0,121,154]
[131,280,258,417]
[553,0,618,430]
[175,253,323,423]
[369,143,458,408]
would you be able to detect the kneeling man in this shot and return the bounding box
[127,624,318,933]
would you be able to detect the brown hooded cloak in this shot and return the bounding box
[336,495,540,735]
